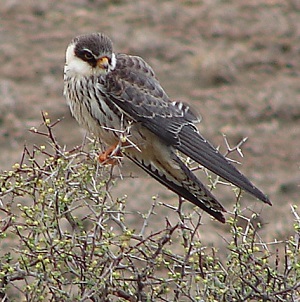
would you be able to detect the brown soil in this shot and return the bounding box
[1,0,299,248]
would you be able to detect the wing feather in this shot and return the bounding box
[177,125,271,205]
[104,53,271,205]
[106,54,199,121]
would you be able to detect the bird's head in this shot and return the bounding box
[65,33,116,77]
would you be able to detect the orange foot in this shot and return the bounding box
[98,143,122,165]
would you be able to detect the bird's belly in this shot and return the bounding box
[74,100,119,145]
[124,124,186,180]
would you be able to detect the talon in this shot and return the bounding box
[98,143,122,165]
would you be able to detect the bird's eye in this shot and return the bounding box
[83,51,93,60]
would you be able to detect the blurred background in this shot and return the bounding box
[1,0,299,247]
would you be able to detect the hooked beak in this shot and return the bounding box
[97,57,109,70]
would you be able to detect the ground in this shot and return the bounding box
[1,0,299,248]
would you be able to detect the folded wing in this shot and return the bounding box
[104,53,271,206]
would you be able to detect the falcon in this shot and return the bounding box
[63,33,271,223]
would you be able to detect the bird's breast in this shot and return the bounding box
[64,74,124,145]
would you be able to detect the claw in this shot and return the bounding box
[98,143,122,165]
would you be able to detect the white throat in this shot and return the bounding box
[65,44,92,77]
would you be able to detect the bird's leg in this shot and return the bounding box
[98,142,123,165]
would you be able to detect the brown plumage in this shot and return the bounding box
[64,33,271,223]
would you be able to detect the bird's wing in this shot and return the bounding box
[104,54,271,205]
[105,54,200,144]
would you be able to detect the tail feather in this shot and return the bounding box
[125,152,226,223]
[177,125,271,205]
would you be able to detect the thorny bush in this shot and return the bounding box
[0,113,299,301]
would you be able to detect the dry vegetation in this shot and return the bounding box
[0,0,300,300]
[0,116,299,301]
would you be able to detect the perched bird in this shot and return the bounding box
[64,33,271,223]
